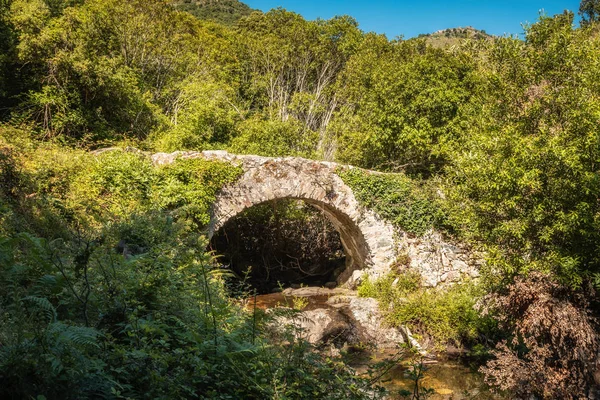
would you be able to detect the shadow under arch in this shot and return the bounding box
[207,196,373,289]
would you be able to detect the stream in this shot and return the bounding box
[251,291,504,400]
[348,352,503,399]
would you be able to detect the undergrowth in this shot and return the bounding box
[0,130,384,399]
[359,272,494,348]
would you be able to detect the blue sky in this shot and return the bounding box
[243,0,581,38]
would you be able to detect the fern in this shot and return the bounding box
[52,323,101,349]
[22,295,57,322]
[33,274,62,297]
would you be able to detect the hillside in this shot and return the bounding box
[171,0,255,25]
[417,26,492,47]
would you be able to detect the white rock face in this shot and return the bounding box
[346,297,406,348]
[401,231,482,287]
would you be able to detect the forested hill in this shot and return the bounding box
[417,26,492,47]
[0,0,600,399]
[171,0,255,25]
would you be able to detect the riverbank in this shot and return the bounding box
[247,287,502,399]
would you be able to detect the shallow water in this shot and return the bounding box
[387,362,502,399]
[249,291,331,310]
[251,290,503,399]
[349,350,503,399]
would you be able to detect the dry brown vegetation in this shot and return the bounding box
[480,272,600,399]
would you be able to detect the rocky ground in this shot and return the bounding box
[266,287,425,355]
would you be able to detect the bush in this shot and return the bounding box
[357,270,421,301]
[229,117,319,158]
[154,157,243,227]
[67,150,242,228]
[359,272,491,347]
[389,282,485,346]
[68,151,155,227]
[150,80,241,152]
[0,221,385,400]
[0,125,87,237]
[480,272,600,399]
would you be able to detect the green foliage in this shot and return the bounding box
[155,157,243,226]
[357,270,422,300]
[69,151,155,225]
[151,80,241,152]
[443,13,600,287]
[66,149,242,228]
[579,0,600,24]
[359,273,492,347]
[8,0,241,142]
[0,233,110,399]
[389,284,484,346]
[332,36,474,175]
[338,168,446,236]
[0,128,242,239]
[0,0,20,116]
[0,125,88,237]
[229,117,318,158]
[236,9,362,156]
[0,222,383,399]
[2,1,600,397]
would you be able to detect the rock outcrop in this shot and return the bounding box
[400,231,482,288]
[271,288,406,350]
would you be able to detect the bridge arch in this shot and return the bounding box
[152,151,397,286]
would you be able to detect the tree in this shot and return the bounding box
[444,13,600,286]
[332,35,474,175]
[9,0,241,143]
[579,0,600,25]
[236,9,362,158]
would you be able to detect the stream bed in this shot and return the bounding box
[251,290,503,399]
[348,351,503,399]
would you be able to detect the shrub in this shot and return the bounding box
[68,150,242,229]
[480,272,600,399]
[357,270,421,301]
[359,272,491,347]
[388,282,485,346]
[154,157,243,227]
[150,80,241,152]
[0,221,386,400]
[68,151,155,227]
[229,117,319,158]
[0,126,87,237]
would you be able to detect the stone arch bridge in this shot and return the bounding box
[152,150,398,286]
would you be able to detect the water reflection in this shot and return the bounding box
[382,360,502,399]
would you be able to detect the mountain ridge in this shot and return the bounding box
[416,26,493,47]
